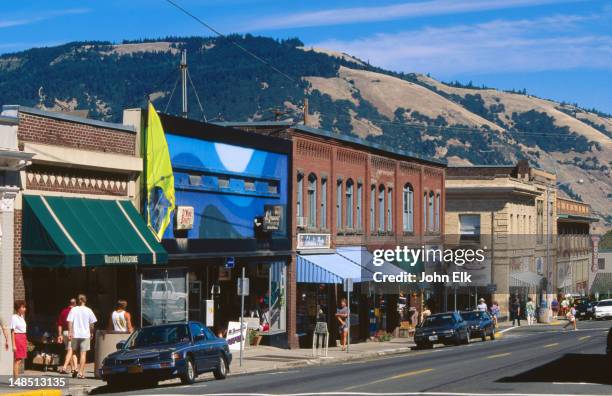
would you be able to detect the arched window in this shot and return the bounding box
[402,184,414,232]
[435,192,441,232]
[387,188,393,232]
[296,173,303,220]
[307,173,317,228]
[423,191,428,232]
[428,191,435,232]
[370,185,376,233]
[336,179,343,229]
[346,179,354,229]
[378,185,385,231]
[320,177,327,229]
[356,183,363,230]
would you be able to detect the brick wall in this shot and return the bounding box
[26,165,130,197]
[18,112,136,156]
[13,209,24,301]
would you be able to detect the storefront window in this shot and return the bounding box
[141,268,188,327]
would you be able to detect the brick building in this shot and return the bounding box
[556,197,598,295]
[1,105,165,357]
[218,122,446,346]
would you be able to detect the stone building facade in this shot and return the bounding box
[445,161,557,319]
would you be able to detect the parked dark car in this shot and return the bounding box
[575,300,595,320]
[414,312,469,349]
[99,322,232,387]
[460,311,496,341]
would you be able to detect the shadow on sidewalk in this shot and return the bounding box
[497,353,612,385]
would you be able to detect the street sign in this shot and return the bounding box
[237,277,250,296]
[343,278,354,292]
[225,256,235,269]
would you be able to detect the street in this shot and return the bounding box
[94,320,612,396]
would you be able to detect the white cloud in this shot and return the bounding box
[0,8,90,29]
[244,0,586,31]
[310,14,612,76]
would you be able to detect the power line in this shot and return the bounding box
[163,0,296,83]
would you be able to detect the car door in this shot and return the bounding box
[189,322,216,371]
[188,322,209,371]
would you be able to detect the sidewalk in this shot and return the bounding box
[0,320,556,395]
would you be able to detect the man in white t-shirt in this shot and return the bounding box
[477,298,488,312]
[67,294,97,379]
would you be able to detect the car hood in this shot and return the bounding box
[464,319,484,327]
[108,342,190,359]
[416,325,456,334]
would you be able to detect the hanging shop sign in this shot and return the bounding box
[262,205,282,232]
[226,321,247,351]
[175,206,194,230]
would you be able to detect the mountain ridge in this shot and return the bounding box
[0,36,609,226]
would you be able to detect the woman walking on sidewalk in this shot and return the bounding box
[10,300,27,378]
[526,297,536,326]
[335,298,349,351]
[510,296,521,327]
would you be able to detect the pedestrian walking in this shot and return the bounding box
[563,305,577,331]
[510,296,521,326]
[10,300,27,378]
[421,305,431,323]
[67,294,97,379]
[560,297,569,317]
[490,301,500,328]
[58,298,78,375]
[477,298,488,312]
[526,297,536,326]
[108,299,133,333]
[335,298,349,351]
[551,298,559,318]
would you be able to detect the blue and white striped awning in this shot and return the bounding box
[296,253,362,284]
[297,246,405,284]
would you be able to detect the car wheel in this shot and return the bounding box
[213,355,228,380]
[490,328,496,340]
[462,332,470,345]
[180,357,196,385]
[481,331,487,342]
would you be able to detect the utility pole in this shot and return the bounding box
[303,97,309,126]
[181,49,188,118]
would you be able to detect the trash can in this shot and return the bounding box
[94,330,130,378]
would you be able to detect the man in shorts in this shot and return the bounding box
[335,298,349,351]
[58,298,78,374]
[67,294,97,379]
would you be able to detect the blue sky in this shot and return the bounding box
[1,0,611,113]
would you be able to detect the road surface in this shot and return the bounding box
[96,320,612,396]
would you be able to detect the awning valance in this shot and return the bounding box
[22,195,167,268]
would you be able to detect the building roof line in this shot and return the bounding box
[4,105,136,134]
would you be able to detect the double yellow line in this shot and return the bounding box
[343,368,434,390]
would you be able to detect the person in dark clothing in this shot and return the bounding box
[510,297,521,326]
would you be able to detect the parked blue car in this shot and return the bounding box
[460,310,496,341]
[414,312,470,348]
[99,322,232,387]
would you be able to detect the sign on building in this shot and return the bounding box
[175,206,194,230]
[297,233,331,250]
[262,205,282,232]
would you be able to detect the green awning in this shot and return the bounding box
[23,195,167,267]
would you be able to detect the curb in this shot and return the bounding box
[0,390,61,396]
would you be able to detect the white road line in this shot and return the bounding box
[553,382,598,385]
[498,327,516,334]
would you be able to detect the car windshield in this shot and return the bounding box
[422,315,455,327]
[461,311,485,321]
[597,300,612,307]
[126,325,190,348]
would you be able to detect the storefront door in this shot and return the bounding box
[141,268,188,326]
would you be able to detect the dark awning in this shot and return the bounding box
[22,195,167,268]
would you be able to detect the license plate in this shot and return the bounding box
[428,335,438,341]
[128,365,143,374]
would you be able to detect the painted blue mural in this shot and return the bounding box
[163,133,288,240]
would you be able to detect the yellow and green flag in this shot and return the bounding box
[145,102,175,241]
